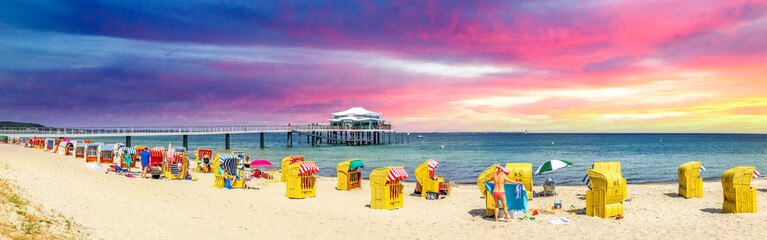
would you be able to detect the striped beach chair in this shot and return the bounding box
[119,147,137,167]
[286,161,319,198]
[211,154,242,189]
[85,144,100,162]
[164,152,188,180]
[195,149,213,173]
[98,144,115,164]
[370,167,408,210]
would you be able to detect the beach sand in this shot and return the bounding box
[1,143,765,239]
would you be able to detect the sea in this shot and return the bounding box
[79,133,767,185]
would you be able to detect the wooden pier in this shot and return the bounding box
[0,125,410,149]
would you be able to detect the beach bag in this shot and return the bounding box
[224,179,232,189]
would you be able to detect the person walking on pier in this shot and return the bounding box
[140,149,151,178]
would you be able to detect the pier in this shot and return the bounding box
[0,125,410,149]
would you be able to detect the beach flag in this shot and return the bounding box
[700,164,706,172]
[582,174,590,186]
[753,169,761,179]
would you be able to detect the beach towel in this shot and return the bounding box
[548,217,569,225]
[484,183,528,211]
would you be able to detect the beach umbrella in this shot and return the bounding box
[535,160,573,175]
[250,160,274,168]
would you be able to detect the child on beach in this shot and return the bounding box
[484,166,522,222]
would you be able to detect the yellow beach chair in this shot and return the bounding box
[586,169,625,218]
[337,159,364,190]
[286,161,319,199]
[211,153,243,189]
[370,167,408,210]
[414,159,451,198]
[280,156,304,182]
[477,164,502,198]
[678,161,703,198]
[505,163,534,200]
[593,161,628,200]
[164,152,188,180]
[721,166,757,213]
[195,149,213,173]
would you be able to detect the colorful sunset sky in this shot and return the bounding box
[2,0,767,132]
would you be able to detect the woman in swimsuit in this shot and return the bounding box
[484,166,522,222]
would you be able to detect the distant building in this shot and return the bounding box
[329,107,388,129]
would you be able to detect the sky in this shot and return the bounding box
[1,0,767,132]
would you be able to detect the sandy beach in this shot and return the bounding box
[0,143,765,239]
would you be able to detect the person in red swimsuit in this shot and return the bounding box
[484,166,522,222]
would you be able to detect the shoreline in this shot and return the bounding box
[1,144,765,239]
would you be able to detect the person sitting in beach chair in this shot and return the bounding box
[220,166,237,189]
[202,153,212,173]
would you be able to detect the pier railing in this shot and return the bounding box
[0,125,394,136]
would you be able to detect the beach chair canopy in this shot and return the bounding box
[218,154,239,176]
[121,147,136,154]
[86,144,99,150]
[196,149,213,158]
[427,159,439,172]
[289,156,304,164]
[298,162,319,175]
[76,143,86,148]
[100,145,115,151]
[387,167,408,183]
[173,147,186,153]
[149,148,165,157]
[169,152,185,164]
[349,159,364,170]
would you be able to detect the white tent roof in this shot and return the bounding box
[332,107,381,117]
[328,116,386,122]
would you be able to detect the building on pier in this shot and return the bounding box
[329,107,388,129]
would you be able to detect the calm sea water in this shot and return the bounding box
[78,133,767,185]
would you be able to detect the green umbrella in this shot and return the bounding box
[535,160,573,175]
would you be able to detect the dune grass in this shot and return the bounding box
[0,177,87,239]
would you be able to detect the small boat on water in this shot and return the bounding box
[417,135,424,138]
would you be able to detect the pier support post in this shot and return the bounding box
[407,133,410,143]
[225,133,230,149]
[183,135,188,149]
[388,132,391,144]
[287,132,293,147]
[260,133,265,148]
[125,136,131,147]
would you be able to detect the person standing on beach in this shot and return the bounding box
[484,166,522,222]
[139,150,151,178]
[123,149,132,172]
